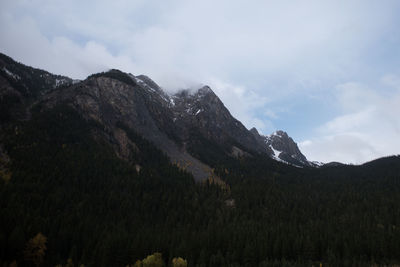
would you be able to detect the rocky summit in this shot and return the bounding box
[253,129,317,167]
[0,53,316,181]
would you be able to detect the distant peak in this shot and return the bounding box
[195,85,216,98]
[250,127,260,136]
[173,85,216,99]
[135,75,160,90]
[108,68,123,73]
[134,75,161,90]
[88,69,137,86]
[136,74,150,80]
[273,130,288,138]
[103,69,127,76]
[198,85,212,93]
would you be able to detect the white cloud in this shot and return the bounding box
[0,9,274,135]
[0,15,138,79]
[300,79,400,164]
[381,73,400,90]
[264,109,279,120]
[300,134,378,164]
[206,78,273,134]
[2,0,397,91]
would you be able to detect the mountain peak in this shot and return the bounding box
[0,52,319,175]
[173,85,215,98]
[250,127,260,135]
[273,130,288,137]
[135,74,163,92]
[263,130,315,167]
[196,85,213,95]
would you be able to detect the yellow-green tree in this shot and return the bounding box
[172,257,187,267]
[126,260,142,267]
[23,233,47,267]
[142,252,164,267]
[65,258,74,267]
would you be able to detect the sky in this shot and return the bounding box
[1,0,400,164]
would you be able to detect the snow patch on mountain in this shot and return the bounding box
[169,97,176,106]
[311,161,324,167]
[135,77,156,93]
[269,144,282,157]
[54,78,71,88]
[2,67,20,80]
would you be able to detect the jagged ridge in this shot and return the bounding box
[0,53,318,183]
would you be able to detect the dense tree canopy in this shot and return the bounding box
[0,105,399,266]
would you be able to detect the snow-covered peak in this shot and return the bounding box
[270,130,288,138]
[257,129,315,167]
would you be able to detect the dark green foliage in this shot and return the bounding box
[0,105,195,266]
[186,127,233,166]
[0,93,21,123]
[88,69,137,87]
[0,104,400,266]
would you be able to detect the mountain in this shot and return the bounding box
[0,53,73,122]
[250,128,318,167]
[0,53,315,182]
[1,53,400,266]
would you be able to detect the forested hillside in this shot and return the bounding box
[1,104,400,266]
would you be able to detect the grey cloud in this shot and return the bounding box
[1,0,400,162]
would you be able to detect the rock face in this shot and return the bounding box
[41,71,213,180]
[0,53,73,123]
[264,131,311,167]
[0,53,73,100]
[0,53,318,181]
[170,86,269,155]
[250,128,315,167]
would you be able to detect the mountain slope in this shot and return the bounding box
[41,70,213,180]
[0,53,73,123]
[1,53,400,266]
[250,127,316,167]
[0,52,313,182]
[131,77,315,168]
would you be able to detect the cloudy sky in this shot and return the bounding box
[1,0,400,164]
